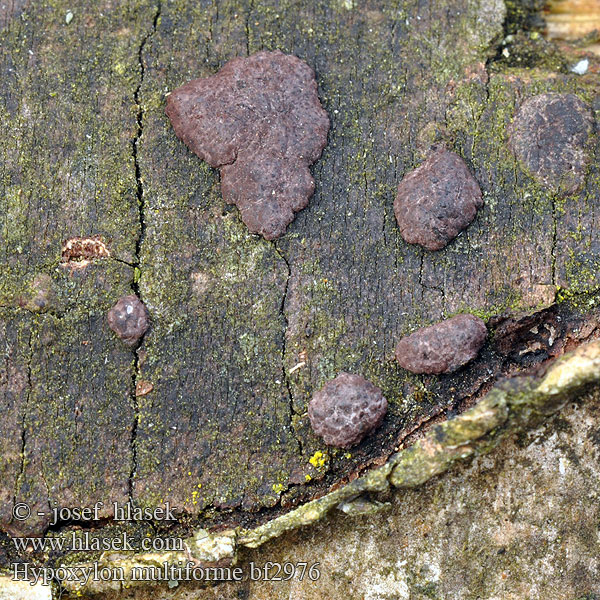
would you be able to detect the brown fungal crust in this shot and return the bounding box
[107,295,150,347]
[165,50,330,240]
[395,314,488,374]
[308,373,387,448]
[509,93,593,195]
[393,146,483,251]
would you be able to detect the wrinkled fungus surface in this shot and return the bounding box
[107,295,149,346]
[166,50,330,240]
[308,373,388,448]
[394,146,483,251]
[395,314,488,374]
[509,93,593,195]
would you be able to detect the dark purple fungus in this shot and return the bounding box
[395,314,487,374]
[308,373,387,448]
[107,295,149,346]
[509,93,593,195]
[166,50,330,240]
[394,146,483,251]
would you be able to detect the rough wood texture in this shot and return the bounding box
[53,340,600,596]
[1,0,600,552]
[0,0,155,535]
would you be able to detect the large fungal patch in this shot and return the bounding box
[308,373,387,448]
[509,93,593,195]
[395,314,487,374]
[166,50,330,240]
[394,146,483,251]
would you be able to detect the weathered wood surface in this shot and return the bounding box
[1,0,600,553]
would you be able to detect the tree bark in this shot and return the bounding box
[1,0,599,581]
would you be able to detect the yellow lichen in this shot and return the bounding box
[309,450,328,468]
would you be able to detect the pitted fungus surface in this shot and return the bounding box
[394,146,483,251]
[107,295,150,347]
[308,373,387,448]
[395,314,488,374]
[509,93,593,195]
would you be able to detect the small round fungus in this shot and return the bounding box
[166,50,330,240]
[308,373,387,449]
[394,146,483,251]
[509,93,593,195]
[395,314,487,374]
[107,295,149,347]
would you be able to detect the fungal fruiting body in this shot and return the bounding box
[107,295,149,346]
[166,50,330,240]
[394,146,483,251]
[308,373,388,448]
[395,314,487,374]
[509,93,593,195]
